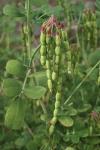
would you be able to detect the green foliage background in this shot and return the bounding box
[0,0,100,150]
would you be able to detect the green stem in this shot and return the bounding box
[25,0,31,60]
[19,45,40,98]
[64,60,100,105]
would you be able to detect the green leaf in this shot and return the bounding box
[29,71,47,86]
[58,116,74,127]
[3,4,23,17]
[24,86,46,99]
[65,147,75,150]
[15,138,26,147]
[71,134,80,144]
[88,50,100,66]
[5,100,26,129]
[67,108,78,116]
[78,129,89,138]
[77,104,92,113]
[3,78,22,97]
[6,59,26,77]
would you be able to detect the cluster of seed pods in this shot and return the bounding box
[40,16,65,135]
[82,9,97,49]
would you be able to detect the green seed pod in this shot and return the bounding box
[55,100,60,109]
[53,109,58,117]
[51,117,57,125]
[49,125,55,135]
[46,34,51,44]
[55,55,60,64]
[56,34,61,46]
[46,60,50,69]
[55,46,61,55]
[46,69,51,79]
[40,32,46,44]
[40,45,46,55]
[52,71,57,80]
[86,21,91,28]
[48,79,52,91]
[61,30,66,41]
[56,92,61,101]
[40,56,46,65]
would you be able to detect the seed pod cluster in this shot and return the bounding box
[49,77,62,135]
[40,25,46,66]
[40,16,64,135]
[82,10,97,49]
[50,33,62,135]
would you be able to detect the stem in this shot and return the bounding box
[64,60,100,105]
[25,0,31,60]
[19,45,40,97]
[21,69,31,95]
[29,44,41,67]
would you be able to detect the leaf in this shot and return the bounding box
[29,71,47,86]
[88,50,100,66]
[78,129,89,138]
[24,86,46,99]
[5,100,26,129]
[65,147,75,150]
[58,107,77,117]
[3,78,22,97]
[77,104,92,113]
[67,108,78,116]
[71,134,80,144]
[86,137,100,145]
[3,4,23,17]
[15,138,26,147]
[58,116,74,127]
[6,59,26,77]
